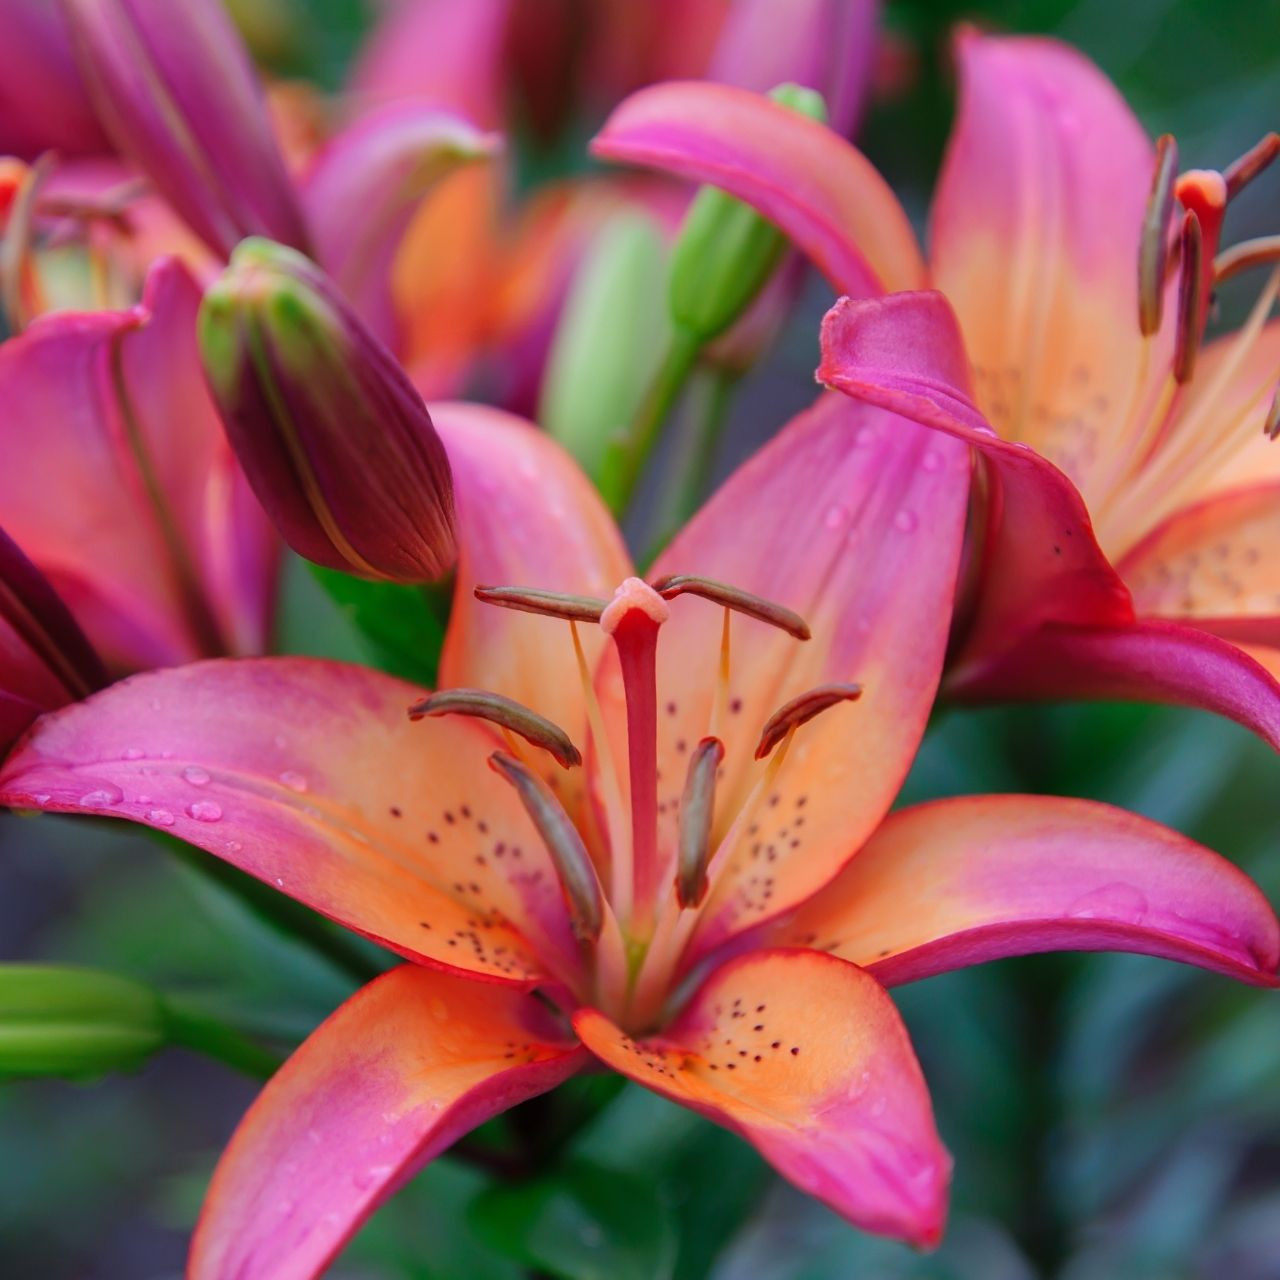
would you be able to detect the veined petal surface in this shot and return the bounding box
[191,964,586,1280]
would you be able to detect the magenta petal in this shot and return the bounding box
[817,291,1134,665]
[301,103,500,347]
[190,965,585,1280]
[952,617,1280,753]
[776,795,1280,986]
[591,80,924,297]
[60,0,308,257]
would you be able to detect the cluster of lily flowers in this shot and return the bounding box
[1,1,1278,1276]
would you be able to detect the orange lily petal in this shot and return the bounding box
[591,80,924,297]
[574,949,950,1248]
[1119,483,1280,644]
[773,796,1279,987]
[931,33,1169,506]
[628,393,969,955]
[0,658,584,984]
[191,964,586,1280]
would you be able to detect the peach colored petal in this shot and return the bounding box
[191,964,585,1280]
[774,796,1279,986]
[575,949,950,1248]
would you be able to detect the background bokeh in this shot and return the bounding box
[2,1,1278,1276]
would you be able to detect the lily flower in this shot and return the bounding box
[592,33,1280,748]
[0,255,278,673]
[3,395,1276,1276]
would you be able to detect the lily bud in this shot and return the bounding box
[200,240,457,583]
[0,965,165,1079]
[58,0,308,258]
[667,83,827,345]
[0,526,106,751]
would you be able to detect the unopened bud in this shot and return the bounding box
[0,965,165,1079]
[667,84,827,345]
[200,239,457,582]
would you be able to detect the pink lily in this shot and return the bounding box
[592,33,1280,748]
[0,255,277,673]
[3,396,1276,1275]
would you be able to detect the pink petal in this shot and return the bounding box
[301,103,500,348]
[0,257,277,670]
[930,33,1170,505]
[817,290,1134,673]
[590,80,924,298]
[0,658,583,984]
[774,795,1279,986]
[625,393,969,953]
[61,0,308,258]
[575,948,950,1248]
[950,616,1280,752]
[191,964,586,1280]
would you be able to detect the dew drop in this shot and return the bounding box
[227,840,243,854]
[78,785,122,808]
[275,876,285,887]
[187,800,223,822]
[123,747,144,760]
[1067,882,1148,923]
[893,509,919,534]
[855,425,878,446]
[921,449,943,472]
[182,766,210,786]
[273,734,287,750]
[146,808,175,827]
[823,504,849,530]
[278,770,308,794]
[33,793,51,805]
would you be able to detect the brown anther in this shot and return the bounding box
[1224,132,1280,201]
[488,751,603,941]
[1139,134,1179,336]
[1265,385,1280,442]
[474,585,607,623]
[409,689,582,768]
[1213,235,1280,286]
[675,737,725,909]
[1173,210,1204,385]
[754,683,862,760]
[650,575,810,641]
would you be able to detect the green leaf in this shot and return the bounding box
[470,1160,676,1280]
[307,562,449,685]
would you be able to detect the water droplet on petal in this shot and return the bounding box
[273,734,287,750]
[823,504,849,530]
[227,840,243,854]
[147,808,175,827]
[79,785,123,808]
[123,747,143,760]
[1067,882,1148,923]
[275,876,284,887]
[32,793,51,805]
[921,449,943,472]
[893,509,918,533]
[187,800,223,822]
[182,766,210,786]
[278,770,308,794]
[855,425,878,446]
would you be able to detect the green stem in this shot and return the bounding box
[161,995,283,1080]
[596,329,703,516]
[646,365,739,559]
[160,834,384,986]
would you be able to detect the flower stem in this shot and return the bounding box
[160,995,283,1079]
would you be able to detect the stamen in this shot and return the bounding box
[1139,134,1179,337]
[488,751,603,942]
[409,688,582,768]
[1224,132,1280,200]
[755,683,862,760]
[675,737,725,909]
[650,574,810,640]
[1173,210,1204,384]
[1,153,54,330]
[1214,235,1280,285]
[1265,386,1280,441]
[474,584,607,623]
[709,606,731,741]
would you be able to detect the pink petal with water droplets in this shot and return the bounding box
[575,948,950,1248]
[0,658,583,984]
[774,796,1279,986]
[591,80,923,298]
[191,964,586,1280]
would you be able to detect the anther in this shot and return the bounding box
[409,689,582,768]
[1265,385,1280,442]
[1224,132,1280,201]
[1173,210,1204,384]
[1139,134,1179,337]
[474,585,607,623]
[650,575,810,640]
[488,751,603,941]
[1213,235,1280,286]
[755,683,862,760]
[675,738,725,909]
